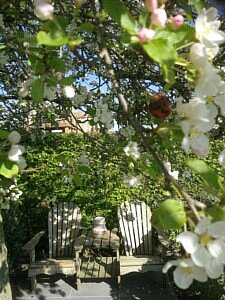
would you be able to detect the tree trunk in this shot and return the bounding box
[0,210,12,300]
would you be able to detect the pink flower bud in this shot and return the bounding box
[145,0,158,12]
[138,28,156,43]
[170,15,184,29]
[151,8,167,27]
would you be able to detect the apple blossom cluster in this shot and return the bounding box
[120,125,135,140]
[163,217,225,289]
[78,155,90,167]
[0,180,23,210]
[63,86,75,98]
[33,0,54,21]
[123,141,140,159]
[123,173,142,188]
[72,87,92,107]
[8,131,27,171]
[19,77,58,101]
[94,99,113,129]
[138,0,184,43]
[182,168,192,179]
[177,7,225,158]
[123,141,142,187]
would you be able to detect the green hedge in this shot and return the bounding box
[3,131,225,275]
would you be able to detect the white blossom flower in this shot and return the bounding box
[138,28,156,43]
[151,8,167,27]
[182,169,192,179]
[124,141,140,159]
[17,156,27,171]
[212,81,225,116]
[163,258,208,289]
[8,131,21,144]
[177,217,225,279]
[63,86,75,98]
[195,63,222,97]
[18,82,29,98]
[218,149,225,168]
[176,98,215,157]
[63,174,73,184]
[189,43,208,69]
[182,134,210,158]
[8,145,25,162]
[120,125,135,139]
[123,173,141,187]
[94,100,113,129]
[195,7,225,48]
[78,155,89,167]
[34,0,54,21]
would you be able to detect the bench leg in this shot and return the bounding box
[116,249,121,288]
[75,251,81,290]
[30,276,36,290]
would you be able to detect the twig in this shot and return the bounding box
[99,44,205,220]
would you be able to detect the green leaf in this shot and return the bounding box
[68,37,83,47]
[152,199,186,229]
[103,0,126,24]
[48,57,66,73]
[188,0,205,14]
[32,79,44,103]
[103,0,136,34]
[157,125,184,143]
[78,165,90,174]
[37,30,68,47]
[43,16,68,31]
[143,38,177,66]
[0,156,19,178]
[73,173,82,186]
[206,205,225,222]
[155,24,195,47]
[0,130,9,140]
[120,13,137,35]
[142,38,177,83]
[138,12,149,28]
[178,0,193,21]
[185,159,224,193]
[163,65,175,84]
[30,58,45,75]
[78,22,94,34]
[60,77,75,85]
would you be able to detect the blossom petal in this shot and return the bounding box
[191,245,211,267]
[207,240,225,261]
[193,265,208,282]
[177,232,199,254]
[208,221,225,239]
[219,150,225,168]
[173,267,193,289]
[194,217,211,235]
[162,259,180,273]
[205,258,224,279]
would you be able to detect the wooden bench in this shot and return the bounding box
[118,201,169,286]
[23,202,82,289]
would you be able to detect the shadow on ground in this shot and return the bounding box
[11,270,177,300]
